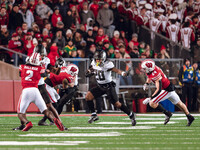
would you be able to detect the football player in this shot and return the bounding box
[141,59,195,126]
[13,52,64,131]
[34,45,62,126]
[85,50,136,126]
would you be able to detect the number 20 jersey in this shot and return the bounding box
[19,64,44,89]
[91,59,114,84]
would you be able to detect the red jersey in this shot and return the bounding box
[19,64,45,89]
[49,72,74,87]
[147,66,170,89]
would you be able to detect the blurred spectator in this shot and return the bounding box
[89,0,99,19]
[51,6,62,28]
[120,31,128,50]
[192,62,199,111]
[63,40,76,57]
[63,9,75,30]
[114,49,122,59]
[8,32,23,65]
[87,44,96,59]
[32,23,40,33]
[42,28,50,41]
[8,4,23,34]
[102,39,110,52]
[166,13,180,43]
[73,31,82,49]
[57,0,68,18]
[178,58,194,111]
[95,28,106,43]
[70,5,80,29]
[107,45,115,58]
[111,30,120,49]
[158,45,170,59]
[136,7,148,26]
[0,7,9,26]
[129,46,139,58]
[53,30,66,51]
[192,37,200,63]
[80,2,94,25]
[19,2,34,29]
[85,18,94,32]
[35,0,53,28]
[47,43,60,66]
[97,2,114,38]
[85,28,95,49]
[0,25,9,46]
[22,22,28,34]
[180,21,195,48]
[110,2,119,32]
[23,32,34,56]
[65,29,73,43]
[145,44,155,58]
[128,33,139,51]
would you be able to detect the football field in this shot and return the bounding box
[0,113,200,150]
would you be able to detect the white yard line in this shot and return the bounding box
[70,126,155,130]
[19,132,124,137]
[96,121,176,125]
[124,117,187,120]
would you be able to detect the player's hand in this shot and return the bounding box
[143,97,151,105]
[85,67,95,77]
[143,83,148,91]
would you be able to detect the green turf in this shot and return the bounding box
[0,114,200,150]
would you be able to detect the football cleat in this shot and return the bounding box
[53,118,64,131]
[38,120,49,126]
[88,115,99,124]
[49,122,55,126]
[12,124,25,130]
[22,122,33,131]
[164,113,172,125]
[130,113,136,126]
[187,115,195,126]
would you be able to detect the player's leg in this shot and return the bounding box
[56,86,78,115]
[34,89,64,131]
[150,90,172,125]
[85,86,104,123]
[108,85,136,126]
[168,91,195,126]
[14,88,33,131]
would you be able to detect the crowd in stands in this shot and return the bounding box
[0,0,200,66]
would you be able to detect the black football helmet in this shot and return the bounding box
[34,44,47,57]
[93,50,106,66]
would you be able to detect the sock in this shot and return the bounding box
[186,114,192,119]
[87,100,96,113]
[156,104,171,116]
[41,116,48,122]
[120,104,131,116]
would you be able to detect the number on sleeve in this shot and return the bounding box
[25,70,33,81]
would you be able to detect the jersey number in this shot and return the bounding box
[25,70,33,81]
[96,71,105,81]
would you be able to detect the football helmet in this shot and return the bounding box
[66,64,79,77]
[93,50,106,66]
[33,44,47,56]
[141,59,155,73]
[55,57,66,68]
[29,52,42,66]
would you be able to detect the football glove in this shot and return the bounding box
[85,67,95,77]
[121,68,131,77]
[143,83,149,91]
[143,97,151,105]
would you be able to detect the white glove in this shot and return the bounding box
[143,83,148,91]
[143,98,151,105]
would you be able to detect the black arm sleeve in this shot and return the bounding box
[151,80,162,99]
[47,64,53,70]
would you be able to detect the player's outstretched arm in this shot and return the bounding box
[111,67,128,77]
[151,79,162,99]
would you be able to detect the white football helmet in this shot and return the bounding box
[66,64,79,77]
[29,52,42,66]
[141,59,155,73]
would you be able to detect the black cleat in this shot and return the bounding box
[187,116,195,126]
[130,113,136,126]
[88,115,99,124]
[38,120,49,126]
[12,124,25,130]
[164,113,172,125]
[49,122,55,126]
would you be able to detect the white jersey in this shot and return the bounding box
[91,59,114,84]
[38,57,50,85]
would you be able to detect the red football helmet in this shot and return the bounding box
[141,59,155,73]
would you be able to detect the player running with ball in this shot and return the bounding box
[141,59,194,126]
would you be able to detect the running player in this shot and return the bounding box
[85,50,136,126]
[141,59,195,126]
[14,52,64,131]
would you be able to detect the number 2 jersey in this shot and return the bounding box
[91,59,114,84]
[146,65,170,89]
[19,64,45,89]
